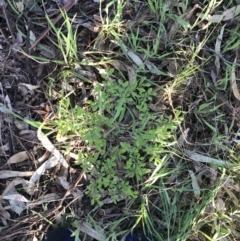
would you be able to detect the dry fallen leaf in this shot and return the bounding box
[169,4,200,38]
[214,197,226,212]
[19,129,36,142]
[19,83,40,91]
[4,94,12,111]
[166,59,179,76]
[184,149,234,166]
[121,230,131,241]
[207,167,218,185]
[37,44,56,58]
[223,185,239,206]
[37,150,51,163]
[214,24,226,75]
[2,192,29,202]
[16,31,23,45]
[208,5,240,22]
[2,178,29,196]
[125,65,136,85]
[58,176,83,199]
[109,60,127,72]
[145,60,166,75]
[14,119,29,130]
[0,103,8,114]
[148,103,162,112]
[18,85,30,100]
[2,187,29,215]
[230,227,240,239]
[177,128,190,147]
[112,40,164,75]
[189,170,200,198]
[0,142,9,153]
[27,156,59,194]
[15,1,24,13]
[23,0,43,13]
[32,236,38,241]
[197,233,207,241]
[77,221,106,241]
[0,203,11,220]
[7,151,29,164]
[37,129,69,168]
[82,22,100,32]
[102,194,126,204]
[125,48,143,66]
[210,70,217,86]
[27,193,60,208]
[231,58,240,100]
[0,170,34,179]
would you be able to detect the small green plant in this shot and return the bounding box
[48,67,181,205]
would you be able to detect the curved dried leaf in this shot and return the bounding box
[2,178,29,196]
[58,176,83,199]
[209,5,240,22]
[27,193,60,208]
[113,40,143,66]
[7,151,29,164]
[0,203,11,219]
[28,156,58,194]
[109,60,126,72]
[125,65,136,85]
[4,192,27,215]
[214,24,226,75]
[19,130,36,142]
[18,85,29,98]
[223,187,239,206]
[2,187,29,215]
[0,170,33,179]
[121,231,131,241]
[169,4,199,38]
[23,0,43,12]
[146,60,166,75]
[16,2,24,13]
[127,50,143,66]
[37,129,69,168]
[231,58,240,100]
[0,142,9,152]
[189,170,200,198]
[82,22,100,32]
[37,44,56,58]
[37,150,51,163]
[230,227,240,239]
[78,222,106,241]
[14,119,28,130]
[214,197,226,212]
[2,193,29,202]
[177,128,190,147]
[184,149,234,167]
